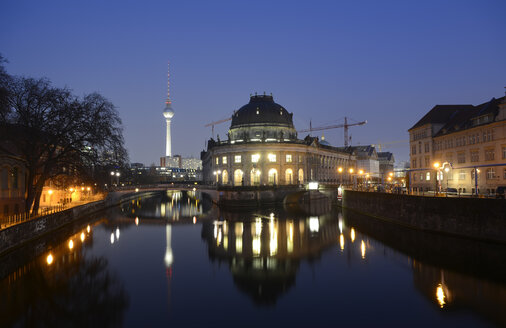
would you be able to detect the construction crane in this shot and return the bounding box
[373,140,409,152]
[298,117,367,147]
[204,117,232,139]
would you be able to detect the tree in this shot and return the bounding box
[0,75,128,215]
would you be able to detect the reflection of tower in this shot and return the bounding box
[162,61,175,157]
[164,224,174,268]
[164,223,173,314]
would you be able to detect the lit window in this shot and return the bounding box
[222,156,227,164]
[426,172,431,181]
[234,155,241,163]
[215,157,219,165]
[251,154,260,163]
[286,154,292,163]
[268,153,276,162]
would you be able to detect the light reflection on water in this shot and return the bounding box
[1,191,505,327]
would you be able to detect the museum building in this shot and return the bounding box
[201,94,356,186]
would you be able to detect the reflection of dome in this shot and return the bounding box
[228,94,297,142]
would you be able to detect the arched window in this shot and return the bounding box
[285,169,293,185]
[250,169,261,186]
[234,169,243,186]
[268,168,278,185]
[298,168,304,184]
[222,170,228,184]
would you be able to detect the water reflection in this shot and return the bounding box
[201,209,340,305]
[0,222,129,327]
[2,191,506,327]
[343,207,506,327]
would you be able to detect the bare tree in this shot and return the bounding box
[0,76,127,215]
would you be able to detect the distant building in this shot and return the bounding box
[0,153,26,219]
[408,95,506,195]
[378,151,395,180]
[200,94,357,186]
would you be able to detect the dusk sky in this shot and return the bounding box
[1,0,505,165]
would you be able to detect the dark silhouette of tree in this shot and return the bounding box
[0,72,127,215]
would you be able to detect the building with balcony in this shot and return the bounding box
[408,95,506,195]
[201,94,356,186]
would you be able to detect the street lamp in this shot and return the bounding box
[48,189,53,209]
[337,167,343,186]
[115,172,120,185]
[348,168,354,187]
[433,162,441,195]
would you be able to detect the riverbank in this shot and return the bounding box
[342,190,506,243]
[0,190,161,256]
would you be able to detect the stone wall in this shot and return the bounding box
[0,190,161,256]
[342,190,506,243]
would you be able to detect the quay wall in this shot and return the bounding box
[0,190,160,256]
[342,190,506,243]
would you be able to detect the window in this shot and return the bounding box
[234,155,241,163]
[286,154,292,163]
[426,172,431,181]
[424,143,429,153]
[486,168,495,179]
[251,154,260,163]
[298,155,303,163]
[424,157,430,167]
[503,168,506,179]
[418,143,422,154]
[485,149,495,161]
[413,173,417,181]
[459,170,466,180]
[470,150,479,162]
[215,157,219,165]
[502,146,506,159]
[222,156,227,164]
[268,153,276,162]
[457,152,465,164]
[412,145,416,155]
[412,159,417,169]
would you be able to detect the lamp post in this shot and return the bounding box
[348,168,354,189]
[338,167,343,186]
[433,162,440,195]
[116,172,120,185]
[110,171,115,186]
[358,169,364,190]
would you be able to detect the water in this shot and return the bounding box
[1,191,505,327]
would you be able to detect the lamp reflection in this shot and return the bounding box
[80,232,85,242]
[436,284,446,308]
[68,239,74,250]
[361,240,366,259]
[350,228,355,243]
[46,253,53,265]
[339,234,345,251]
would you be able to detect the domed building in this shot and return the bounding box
[201,94,357,186]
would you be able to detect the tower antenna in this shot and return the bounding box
[166,61,171,105]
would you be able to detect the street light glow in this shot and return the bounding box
[338,167,343,173]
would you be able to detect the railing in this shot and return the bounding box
[0,194,106,231]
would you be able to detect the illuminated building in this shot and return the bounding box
[0,153,26,219]
[409,94,506,194]
[201,94,356,185]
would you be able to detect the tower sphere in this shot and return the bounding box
[163,105,174,119]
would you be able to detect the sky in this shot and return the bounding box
[1,0,505,165]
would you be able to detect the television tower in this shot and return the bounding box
[162,61,175,157]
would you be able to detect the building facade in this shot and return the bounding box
[0,154,26,218]
[409,95,506,195]
[201,94,356,186]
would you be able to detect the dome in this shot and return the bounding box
[230,94,294,128]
